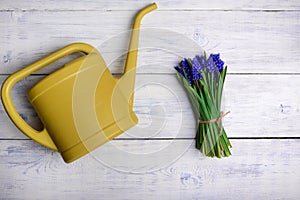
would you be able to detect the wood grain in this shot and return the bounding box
[1,10,299,74]
[0,139,299,199]
[1,0,300,11]
[0,74,299,139]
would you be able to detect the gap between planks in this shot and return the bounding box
[1,137,300,141]
[1,9,300,12]
[1,73,300,76]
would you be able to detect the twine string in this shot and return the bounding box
[198,111,230,135]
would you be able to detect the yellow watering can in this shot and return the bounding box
[1,3,157,163]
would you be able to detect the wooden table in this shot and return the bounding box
[1,0,299,199]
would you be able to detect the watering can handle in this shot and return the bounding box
[1,43,95,151]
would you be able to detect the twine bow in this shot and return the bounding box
[198,111,230,135]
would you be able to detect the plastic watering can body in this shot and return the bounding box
[1,3,157,163]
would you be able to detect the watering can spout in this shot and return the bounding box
[125,3,157,73]
[121,3,157,110]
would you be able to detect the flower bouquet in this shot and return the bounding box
[174,53,232,158]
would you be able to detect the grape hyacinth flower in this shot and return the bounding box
[192,57,203,81]
[196,55,207,68]
[211,53,224,72]
[206,55,217,73]
[174,52,231,158]
[181,59,193,85]
[174,66,183,77]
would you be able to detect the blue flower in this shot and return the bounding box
[181,58,193,85]
[206,55,217,73]
[211,53,224,72]
[174,53,225,85]
[174,66,183,77]
[192,57,202,72]
[192,57,202,81]
[196,55,207,68]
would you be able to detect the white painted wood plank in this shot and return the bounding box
[1,0,300,11]
[0,139,299,199]
[1,10,299,74]
[1,74,299,139]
